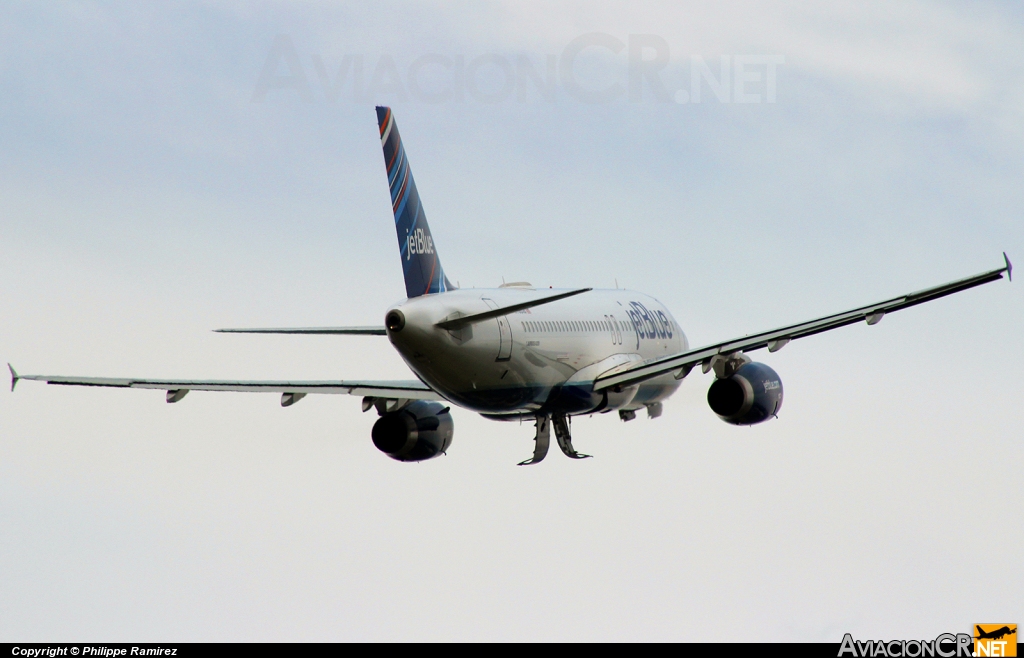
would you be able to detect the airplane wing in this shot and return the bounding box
[594,254,1012,392]
[214,326,387,335]
[8,365,443,405]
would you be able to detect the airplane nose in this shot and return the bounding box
[385,309,406,332]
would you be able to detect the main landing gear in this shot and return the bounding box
[518,413,591,466]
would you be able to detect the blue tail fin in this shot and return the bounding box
[376,106,455,298]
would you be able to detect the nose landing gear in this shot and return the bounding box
[518,413,591,465]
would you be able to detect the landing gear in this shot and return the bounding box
[518,413,590,465]
[553,414,591,460]
[517,415,550,466]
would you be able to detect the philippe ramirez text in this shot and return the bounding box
[11,649,177,658]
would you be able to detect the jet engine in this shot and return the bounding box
[371,400,454,462]
[707,362,783,426]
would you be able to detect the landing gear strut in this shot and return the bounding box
[518,413,590,465]
[553,414,591,460]
[517,415,550,466]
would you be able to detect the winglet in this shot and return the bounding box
[1004,252,1012,282]
[8,363,19,392]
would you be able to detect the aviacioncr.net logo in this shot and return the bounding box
[973,624,1017,657]
[839,633,973,657]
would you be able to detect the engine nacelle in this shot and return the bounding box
[707,362,783,426]
[372,400,454,462]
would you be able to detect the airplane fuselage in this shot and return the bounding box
[386,287,687,416]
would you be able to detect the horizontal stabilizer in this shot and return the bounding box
[435,288,592,330]
[214,326,386,335]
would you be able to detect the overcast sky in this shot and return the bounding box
[1,1,1022,642]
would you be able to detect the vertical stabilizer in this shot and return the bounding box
[376,106,454,298]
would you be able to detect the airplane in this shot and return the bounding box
[975,626,1016,641]
[8,106,1013,465]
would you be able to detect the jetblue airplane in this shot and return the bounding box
[9,107,1013,465]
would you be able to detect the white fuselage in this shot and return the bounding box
[386,287,687,416]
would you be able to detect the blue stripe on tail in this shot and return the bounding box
[376,106,455,298]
